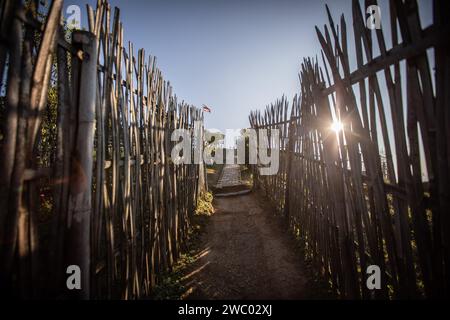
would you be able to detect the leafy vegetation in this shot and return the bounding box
[195,191,214,216]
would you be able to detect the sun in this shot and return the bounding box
[331,120,344,133]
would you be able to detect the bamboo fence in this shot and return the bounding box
[0,0,204,299]
[250,0,450,299]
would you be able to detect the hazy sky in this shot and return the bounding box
[68,0,433,132]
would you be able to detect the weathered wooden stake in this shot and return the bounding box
[65,31,98,300]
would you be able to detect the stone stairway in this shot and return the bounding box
[215,164,251,197]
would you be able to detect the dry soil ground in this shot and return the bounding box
[181,192,315,300]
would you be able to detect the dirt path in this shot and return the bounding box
[182,192,311,300]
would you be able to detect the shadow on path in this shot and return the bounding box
[181,192,313,300]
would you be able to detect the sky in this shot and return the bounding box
[67,0,433,134]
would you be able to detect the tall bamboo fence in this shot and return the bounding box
[250,0,450,299]
[0,0,204,299]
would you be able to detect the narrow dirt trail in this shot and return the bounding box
[182,192,311,300]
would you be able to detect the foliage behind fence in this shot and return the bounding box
[250,0,450,299]
[0,0,205,299]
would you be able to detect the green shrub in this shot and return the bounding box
[195,191,214,216]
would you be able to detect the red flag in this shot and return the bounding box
[202,104,212,113]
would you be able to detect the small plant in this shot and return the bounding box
[195,191,214,216]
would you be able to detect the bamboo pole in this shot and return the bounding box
[65,30,98,300]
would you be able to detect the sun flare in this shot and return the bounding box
[331,120,344,133]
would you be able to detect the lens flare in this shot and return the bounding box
[331,120,344,133]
